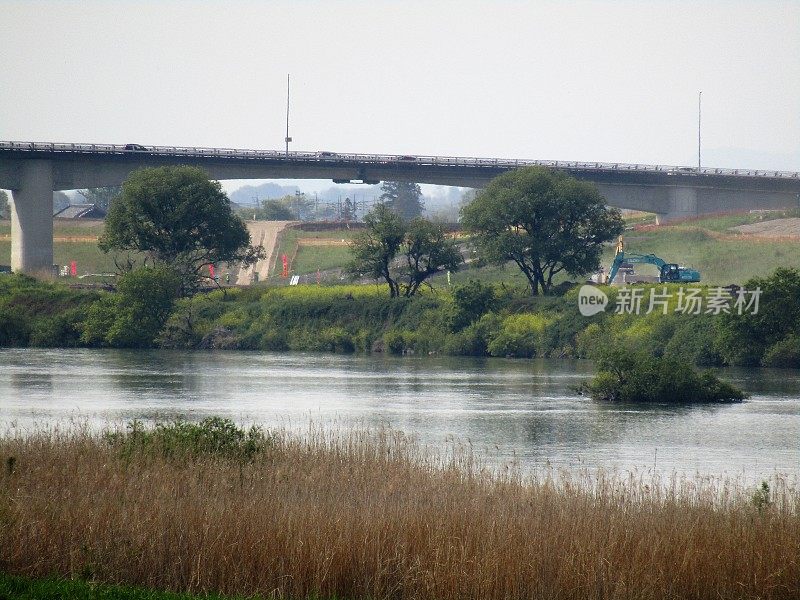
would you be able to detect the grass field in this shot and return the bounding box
[1,423,797,600]
[270,227,359,276]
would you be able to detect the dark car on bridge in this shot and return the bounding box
[123,143,149,152]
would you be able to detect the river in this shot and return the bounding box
[1,348,797,480]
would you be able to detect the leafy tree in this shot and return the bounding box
[380,181,424,220]
[81,266,181,348]
[77,186,122,211]
[98,166,263,294]
[461,167,624,295]
[255,199,296,221]
[341,197,356,221]
[347,204,462,297]
[0,190,8,219]
[347,204,405,297]
[401,218,462,297]
[717,267,800,366]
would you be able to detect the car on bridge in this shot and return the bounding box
[123,143,149,152]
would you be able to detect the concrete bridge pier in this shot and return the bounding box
[655,186,698,225]
[10,159,54,274]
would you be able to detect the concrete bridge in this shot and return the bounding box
[1,140,799,274]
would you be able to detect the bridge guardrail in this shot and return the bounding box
[1,141,798,179]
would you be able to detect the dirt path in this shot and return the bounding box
[729,218,800,239]
[235,221,295,285]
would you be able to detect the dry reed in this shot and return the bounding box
[0,423,798,600]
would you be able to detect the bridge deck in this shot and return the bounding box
[2,141,798,181]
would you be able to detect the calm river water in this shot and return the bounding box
[0,348,798,479]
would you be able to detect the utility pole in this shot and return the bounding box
[698,91,702,170]
[285,74,292,157]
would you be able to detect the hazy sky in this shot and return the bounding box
[2,0,799,181]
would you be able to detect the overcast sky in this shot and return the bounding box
[1,0,798,189]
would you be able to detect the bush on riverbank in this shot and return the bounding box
[1,425,797,600]
[2,268,800,371]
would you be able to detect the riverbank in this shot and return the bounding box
[1,422,797,600]
[2,266,798,369]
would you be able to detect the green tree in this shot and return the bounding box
[255,198,296,221]
[717,267,800,366]
[347,204,462,297]
[380,181,424,220]
[461,167,624,296]
[401,218,462,297]
[99,166,263,293]
[77,186,122,211]
[347,204,405,297]
[0,190,9,219]
[81,266,181,348]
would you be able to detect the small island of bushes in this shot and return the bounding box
[584,347,747,403]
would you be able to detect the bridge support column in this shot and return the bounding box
[655,186,698,225]
[10,160,54,275]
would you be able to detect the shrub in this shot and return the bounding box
[442,313,501,356]
[105,417,271,462]
[81,266,181,348]
[761,335,800,368]
[449,280,497,331]
[586,346,746,403]
[487,313,551,358]
[28,307,86,347]
[384,329,416,355]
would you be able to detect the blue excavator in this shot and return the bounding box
[605,236,701,284]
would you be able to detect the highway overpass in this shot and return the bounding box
[1,140,799,274]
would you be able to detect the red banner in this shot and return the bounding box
[209,264,215,278]
[70,261,77,277]
[282,254,288,278]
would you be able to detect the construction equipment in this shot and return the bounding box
[605,236,701,284]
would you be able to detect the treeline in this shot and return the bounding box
[1,267,798,369]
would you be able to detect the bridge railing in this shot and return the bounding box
[1,140,798,179]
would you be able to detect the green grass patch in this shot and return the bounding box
[292,245,353,274]
[0,573,252,600]
[0,241,119,274]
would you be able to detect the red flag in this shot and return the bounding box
[70,261,77,277]
[209,264,215,278]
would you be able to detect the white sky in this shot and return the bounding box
[1,0,799,191]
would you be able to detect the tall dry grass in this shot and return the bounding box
[0,423,798,600]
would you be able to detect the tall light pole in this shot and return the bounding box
[285,74,292,157]
[698,91,702,170]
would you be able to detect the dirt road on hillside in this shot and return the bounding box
[235,221,295,285]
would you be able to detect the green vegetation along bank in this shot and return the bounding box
[1,267,798,373]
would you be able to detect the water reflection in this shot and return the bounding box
[0,348,798,479]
